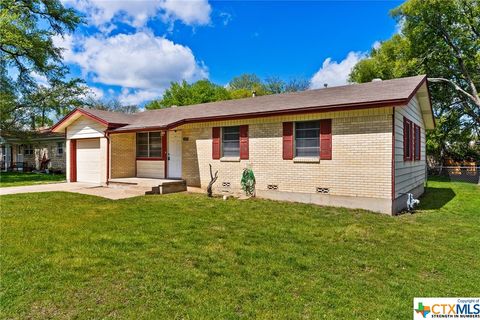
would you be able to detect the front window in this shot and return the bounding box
[57,142,64,155]
[295,121,320,157]
[23,144,34,155]
[136,132,162,158]
[222,126,240,157]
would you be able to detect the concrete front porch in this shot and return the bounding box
[108,177,187,195]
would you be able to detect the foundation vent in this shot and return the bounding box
[267,184,278,190]
[316,187,330,194]
[222,182,231,188]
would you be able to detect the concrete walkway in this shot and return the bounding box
[0,182,147,200]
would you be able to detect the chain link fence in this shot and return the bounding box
[428,166,480,184]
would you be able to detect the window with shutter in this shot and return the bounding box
[283,122,294,160]
[222,126,240,157]
[403,117,413,161]
[295,121,320,157]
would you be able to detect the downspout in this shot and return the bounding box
[105,131,110,185]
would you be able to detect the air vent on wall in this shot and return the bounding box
[267,184,278,190]
[222,182,231,188]
[316,187,330,194]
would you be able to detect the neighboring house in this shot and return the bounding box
[52,75,435,214]
[0,129,66,173]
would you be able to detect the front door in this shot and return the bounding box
[167,130,182,178]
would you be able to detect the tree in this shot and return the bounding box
[28,79,87,128]
[349,35,418,83]
[228,73,269,98]
[349,0,480,163]
[145,79,231,109]
[144,74,311,110]
[85,97,139,114]
[228,73,263,91]
[285,77,310,92]
[0,0,84,132]
[427,112,479,167]
[392,0,480,126]
[264,76,285,94]
[0,0,81,87]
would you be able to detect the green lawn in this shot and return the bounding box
[0,179,478,319]
[0,172,66,188]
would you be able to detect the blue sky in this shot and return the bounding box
[57,0,403,105]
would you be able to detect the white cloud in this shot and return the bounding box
[373,41,381,50]
[54,32,208,91]
[88,86,105,99]
[118,88,163,105]
[219,12,232,26]
[30,72,49,86]
[161,0,211,26]
[310,51,366,89]
[64,0,211,30]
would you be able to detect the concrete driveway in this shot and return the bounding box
[0,182,147,200]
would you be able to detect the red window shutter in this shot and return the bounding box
[403,117,413,161]
[212,127,221,159]
[403,118,407,160]
[418,125,421,160]
[414,124,421,161]
[239,125,249,160]
[320,119,332,160]
[282,122,294,160]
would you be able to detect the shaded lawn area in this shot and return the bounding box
[0,172,66,188]
[0,180,478,319]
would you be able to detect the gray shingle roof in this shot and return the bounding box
[66,75,428,132]
[77,107,135,125]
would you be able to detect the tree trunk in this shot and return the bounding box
[207,164,218,197]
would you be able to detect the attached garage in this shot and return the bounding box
[76,139,102,184]
[62,114,109,184]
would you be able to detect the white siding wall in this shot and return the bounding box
[394,96,426,198]
[136,160,165,178]
[66,116,106,140]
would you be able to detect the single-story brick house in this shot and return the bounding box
[52,75,434,214]
[0,129,66,173]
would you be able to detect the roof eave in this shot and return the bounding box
[51,108,130,133]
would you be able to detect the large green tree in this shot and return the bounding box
[394,0,480,125]
[349,0,479,163]
[228,73,269,98]
[145,80,231,109]
[0,0,86,133]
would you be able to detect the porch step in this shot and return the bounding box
[145,180,187,195]
[108,178,187,195]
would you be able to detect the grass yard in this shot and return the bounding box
[0,172,66,188]
[0,179,479,319]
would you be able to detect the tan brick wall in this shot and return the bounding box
[181,108,393,199]
[110,133,136,178]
